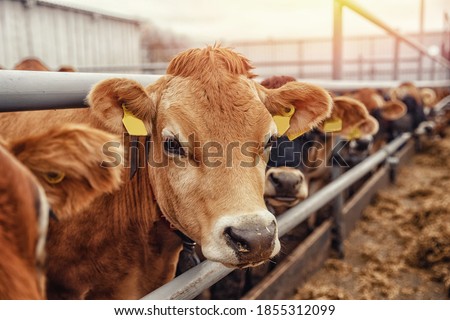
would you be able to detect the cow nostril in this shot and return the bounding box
[224,227,250,253]
[269,172,280,187]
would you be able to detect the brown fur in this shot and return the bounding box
[347,88,407,121]
[326,96,379,138]
[0,146,46,299]
[0,45,332,299]
[391,82,422,106]
[260,75,296,89]
[14,58,50,71]
[58,66,76,72]
[7,125,123,219]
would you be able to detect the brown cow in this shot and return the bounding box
[57,66,76,72]
[0,45,333,299]
[0,145,49,299]
[346,88,407,152]
[4,124,123,219]
[13,58,50,71]
[0,124,122,299]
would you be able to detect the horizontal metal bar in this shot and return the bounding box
[435,95,450,112]
[0,71,160,112]
[142,133,411,300]
[77,62,169,73]
[254,78,450,91]
[1,71,448,112]
[337,0,450,70]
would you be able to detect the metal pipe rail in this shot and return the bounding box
[0,71,161,112]
[141,132,412,300]
[434,95,450,112]
[1,71,449,112]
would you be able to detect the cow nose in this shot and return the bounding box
[224,221,276,260]
[269,171,301,193]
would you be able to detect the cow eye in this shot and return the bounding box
[163,137,186,156]
[265,134,277,150]
[43,171,65,184]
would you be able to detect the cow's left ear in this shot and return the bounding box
[260,81,333,139]
[324,96,379,138]
[87,78,155,134]
[381,100,407,120]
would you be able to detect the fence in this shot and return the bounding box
[1,0,449,301]
[1,69,449,299]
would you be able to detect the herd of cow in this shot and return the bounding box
[0,45,449,300]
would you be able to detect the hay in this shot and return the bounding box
[294,129,450,300]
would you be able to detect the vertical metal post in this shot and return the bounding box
[331,137,345,259]
[358,54,363,80]
[418,0,425,80]
[333,0,343,80]
[298,40,303,78]
[393,38,400,80]
[431,61,436,80]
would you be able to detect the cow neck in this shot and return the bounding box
[117,135,160,233]
[159,212,201,275]
[124,134,199,271]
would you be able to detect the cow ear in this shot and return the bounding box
[381,100,407,120]
[87,78,154,134]
[357,117,379,136]
[420,88,436,108]
[9,124,123,219]
[261,81,333,139]
[326,96,378,138]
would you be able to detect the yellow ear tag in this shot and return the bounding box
[323,118,343,133]
[348,127,362,140]
[273,106,295,137]
[122,104,148,136]
[287,129,308,141]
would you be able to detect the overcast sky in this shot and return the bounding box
[50,0,450,42]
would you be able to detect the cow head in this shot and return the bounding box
[319,96,379,140]
[5,125,123,219]
[87,45,332,268]
[348,88,407,121]
[13,58,50,71]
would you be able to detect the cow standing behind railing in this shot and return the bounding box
[0,45,333,299]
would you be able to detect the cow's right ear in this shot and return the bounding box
[381,100,407,121]
[322,96,379,138]
[87,78,154,134]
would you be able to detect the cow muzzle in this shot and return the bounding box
[202,211,280,268]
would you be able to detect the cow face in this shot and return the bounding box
[87,45,332,268]
[264,166,308,215]
[6,125,123,219]
[348,88,407,121]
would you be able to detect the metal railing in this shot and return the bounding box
[0,70,443,300]
[1,71,449,112]
[141,132,411,299]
